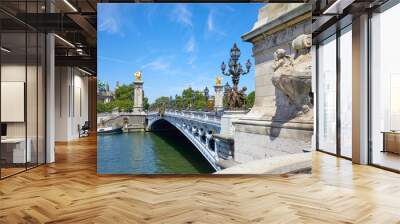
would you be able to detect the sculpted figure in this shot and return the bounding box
[223,83,248,109]
[292,34,312,76]
[134,71,142,81]
[159,103,166,117]
[224,84,233,109]
[292,34,312,55]
[271,34,313,119]
[237,87,247,108]
[272,49,294,76]
[215,76,222,86]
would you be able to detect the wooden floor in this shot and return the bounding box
[1,136,400,223]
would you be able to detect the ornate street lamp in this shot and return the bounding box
[175,94,179,111]
[169,96,173,111]
[190,94,195,111]
[204,87,209,111]
[221,43,251,109]
[221,43,251,91]
[224,82,230,94]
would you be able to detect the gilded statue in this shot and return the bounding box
[134,71,142,81]
[215,76,222,85]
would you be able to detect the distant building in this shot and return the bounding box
[97,81,114,103]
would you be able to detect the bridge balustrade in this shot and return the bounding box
[164,110,221,124]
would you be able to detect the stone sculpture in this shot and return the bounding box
[271,49,293,75]
[215,76,222,85]
[224,84,247,109]
[271,34,312,119]
[134,71,142,81]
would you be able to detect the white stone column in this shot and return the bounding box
[214,84,224,111]
[352,14,369,165]
[133,80,144,112]
[45,0,56,163]
[46,32,55,163]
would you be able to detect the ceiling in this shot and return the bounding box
[0,0,98,75]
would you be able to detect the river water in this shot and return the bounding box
[97,131,215,174]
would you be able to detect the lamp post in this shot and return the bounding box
[175,94,178,111]
[204,87,209,111]
[224,82,230,94]
[223,82,230,109]
[190,94,195,111]
[221,43,251,91]
[169,96,173,111]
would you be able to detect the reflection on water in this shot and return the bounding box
[97,131,214,174]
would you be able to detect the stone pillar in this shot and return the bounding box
[133,80,144,112]
[46,32,55,163]
[214,84,224,111]
[232,3,313,163]
[45,0,55,163]
[351,14,369,164]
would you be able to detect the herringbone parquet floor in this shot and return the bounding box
[1,135,400,223]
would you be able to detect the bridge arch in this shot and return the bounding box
[146,114,220,171]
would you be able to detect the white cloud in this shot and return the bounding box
[171,5,193,27]
[188,55,196,65]
[98,55,133,65]
[205,10,226,38]
[185,36,196,53]
[142,58,170,71]
[141,55,177,73]
[99,18,119,34]
[207,12,214,32]
[98,5,123,35]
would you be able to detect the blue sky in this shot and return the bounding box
[98,3,264,103]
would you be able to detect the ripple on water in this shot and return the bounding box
[97,132,214,174]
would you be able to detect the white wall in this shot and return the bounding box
[1,63,46,164]
[1,64,40,137]
[54,67,89,141]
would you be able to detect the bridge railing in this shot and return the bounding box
[164,110,221,123]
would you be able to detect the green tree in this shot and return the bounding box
[143,97,150,111]
[179,87,207,110]
[175,95,183,110]
[97,102,107,113]
[149,96,170,111]
[113,99,133,112]
[97,101,115,113]
[97,82,151,113]
[115,84,134,100]
[111,84,134,112]
[193,90,206,110]
[148,87,211,112]
[181,87,194,110]
[246,91,255,109]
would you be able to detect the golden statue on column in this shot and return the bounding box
[134,71,142,81]
[215,76,222,86]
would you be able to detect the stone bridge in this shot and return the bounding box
[146,111,236,171]
[98,110,235,171]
